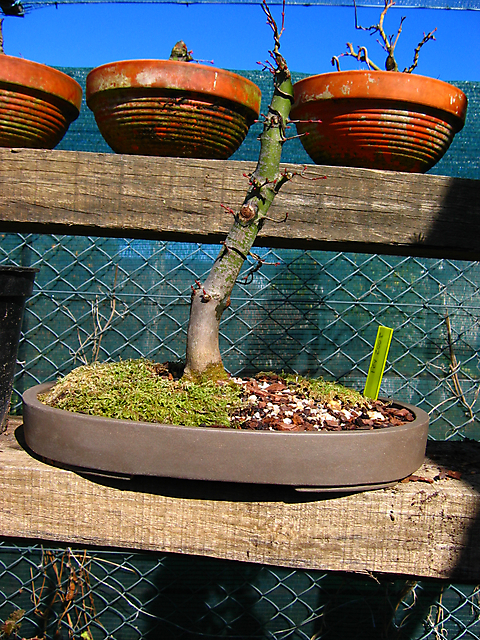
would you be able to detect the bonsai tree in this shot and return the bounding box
[331,0,437,73]
[40,0,385,425]
[183,0,296,381]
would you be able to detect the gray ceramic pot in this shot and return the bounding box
[22,382,429,492]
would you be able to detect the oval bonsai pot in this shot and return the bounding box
[23,382,429,492]
[86,59,262,159]
[0,266,37,431]
[291,70,467,173]
[0,55,82,149]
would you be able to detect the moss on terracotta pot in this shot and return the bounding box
[0,54,82,149]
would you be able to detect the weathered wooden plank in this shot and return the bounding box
[0,148,479,259]
[2,418,480,580]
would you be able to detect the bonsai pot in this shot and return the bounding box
[0,55,82,149]
[22,382,429,492]
[0,266,37,431]
[291,70,467,173]
[86,59,261,158]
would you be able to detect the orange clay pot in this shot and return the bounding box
[291,70,467,173]
[0,55,82,149]
[86,59,261,159]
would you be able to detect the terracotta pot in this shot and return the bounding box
[291,70,467,173]
[0,55,82,149]
[23,382,429,492]
[86,60,261,159]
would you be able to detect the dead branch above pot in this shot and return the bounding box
[332,0,437,73]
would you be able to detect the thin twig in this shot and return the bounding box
[336,43,381,71]
[445,313,478,422]
[0,19,4,55]
[404,28,437,72]
[341,0,435,72]
[434,586,446,640]
[65,265,126,365]
[29,547,107,640]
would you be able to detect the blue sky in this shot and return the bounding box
[2,2,479,80]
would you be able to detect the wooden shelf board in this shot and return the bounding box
[1,149,479,259]
[2,418,480,580]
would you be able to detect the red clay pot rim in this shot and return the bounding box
[292,70,467,125]
[86,59,262,116]
[0,55,82,113]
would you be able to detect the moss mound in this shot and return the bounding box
[40,359,368,427]
[39,359,243,427]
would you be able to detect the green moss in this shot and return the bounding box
[182,361,229,385]
[39,360,368,427]
[40,359,242,427]
[275,372,368,407]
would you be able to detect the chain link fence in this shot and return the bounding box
[3,232,479,441]
[1,232,480,639]
[1,71,480,640]
[1,539,480,640]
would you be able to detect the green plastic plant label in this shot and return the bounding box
[364,325,393,401]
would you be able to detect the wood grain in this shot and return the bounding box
[2,418,480,580]
[2,148,480,576]
[1,148,479,259]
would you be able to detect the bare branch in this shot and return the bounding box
[64,266,126,365]
[444,312,478,423]
[0,18,4,55]
[240,252,281,285]
[337,43,382,71]
[340,0,435,73]
[390,15,406,51]
[377,0,397,52]
[331,55,341,71]
[403,28,437,73]
[261,0,285,55]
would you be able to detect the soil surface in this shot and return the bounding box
[39,362,416,432]
[220,373,415,432]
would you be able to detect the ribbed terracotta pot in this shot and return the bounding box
[23,382,429,493]
[0,55,82,149]
[86,59,261,159]
[291,71,467,173]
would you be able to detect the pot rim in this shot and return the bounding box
[0,265,39,273]
[86,59,261,117]
[24,381,428,438]
[292,70,467,127]
[0,55,82,114]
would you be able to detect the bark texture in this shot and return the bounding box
[184,32,294,379]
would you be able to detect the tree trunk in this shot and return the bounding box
[184,42,294,380]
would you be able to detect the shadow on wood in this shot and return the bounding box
[1,418,480,581]
[1,149,479,260]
